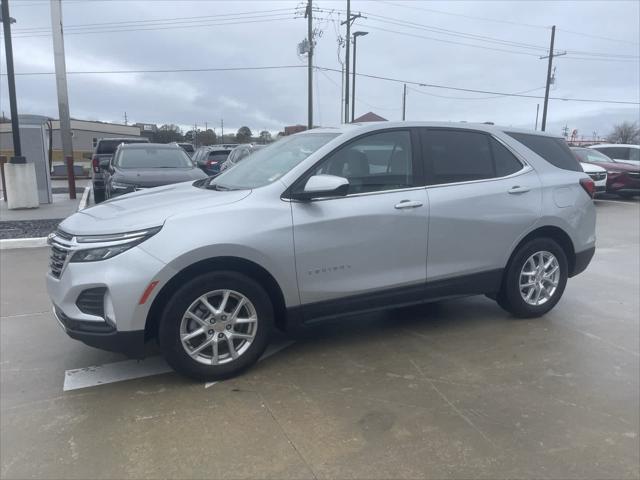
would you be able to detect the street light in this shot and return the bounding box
[1,0,24,163]
[351,31,368,123]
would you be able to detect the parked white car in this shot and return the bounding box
[580,162,607,195]
[588,144,639,166]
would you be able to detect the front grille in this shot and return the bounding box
[76,288,107,317]
[48,230,73,278]
[588,172,606,181]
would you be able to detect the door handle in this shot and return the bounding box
[508,185,530,194]
[394,200,423,209]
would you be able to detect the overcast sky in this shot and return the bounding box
[1,0,639,138]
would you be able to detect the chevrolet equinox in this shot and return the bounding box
[47,122,596,380]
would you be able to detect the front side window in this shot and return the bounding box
[115,148,193,169]
[312,130,414,194]
[214,133,339,189]
[596,147,628,159]
[423,130,494,184]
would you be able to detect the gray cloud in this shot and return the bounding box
[1,0,638,137]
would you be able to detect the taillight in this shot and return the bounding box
[92,155,100,173]
[579,177,596,198]
[206,160,218,166]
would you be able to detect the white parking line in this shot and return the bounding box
[64,356,171,391]
[64,339,296,391]
[77,186,90,211]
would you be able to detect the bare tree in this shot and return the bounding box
[606,121,640,144]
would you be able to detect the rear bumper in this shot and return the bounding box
[53,307,145,358]
[570,246,595,278]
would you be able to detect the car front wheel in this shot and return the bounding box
[159,271,274,381]
[497,238,568,318]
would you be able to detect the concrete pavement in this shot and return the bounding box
[0,198,638,479]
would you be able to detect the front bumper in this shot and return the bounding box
[53,307,145,358]
[46,242,170,356]
[607,173,640,193]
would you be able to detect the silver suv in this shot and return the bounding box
[47,122,596,380]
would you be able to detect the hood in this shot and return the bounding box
[112,167,206,187]
[580,162,606,173]
[583,160,639,172]
[59,181,251,235]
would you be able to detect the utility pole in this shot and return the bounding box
[539,26,566,132]
[123,112,128,125]
[305,0,313,130]
[535,103,539,130]
[340,64,344,123]
[341,1,363,123]
[1,0,23,163]
[351,31,368,122]
[220,119,224,144]
[51,0,75,198]
[402,84,407,121]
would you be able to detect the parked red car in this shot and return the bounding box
[571,147,640,198]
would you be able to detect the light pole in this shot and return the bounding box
[351,31,368,122]
[1,0,23,163]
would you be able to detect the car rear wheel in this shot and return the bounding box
[159,271,273,381]
[497,238,568,318]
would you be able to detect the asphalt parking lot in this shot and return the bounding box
[1,198,638,480]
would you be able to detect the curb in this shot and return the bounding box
[0,186,90,250]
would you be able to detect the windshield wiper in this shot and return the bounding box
[205,182,233,191]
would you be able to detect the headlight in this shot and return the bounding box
[111,181,135,190]
[70,227,161,262]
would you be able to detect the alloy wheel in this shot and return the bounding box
[519,251,560,306]
[179,289,258,365]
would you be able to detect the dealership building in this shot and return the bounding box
[0,115,141,165]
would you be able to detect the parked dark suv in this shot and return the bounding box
[91,137,149,203]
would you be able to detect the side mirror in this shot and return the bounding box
[99,158,111,170]
[290,174,349,201]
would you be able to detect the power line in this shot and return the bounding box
[2,65,308,76]
[8,16,297,38]
[2,63,636,105]
[314,6,639,60]
[378,0,640,46]
[407,85,546,101]
[315,66,640,105]
[11,8,297,33]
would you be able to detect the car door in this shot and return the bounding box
[289,129,428,316]
[421,128,541,285]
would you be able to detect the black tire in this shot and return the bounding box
[93,188,105,204]
[159,271,274,381]
[496,238,568,318]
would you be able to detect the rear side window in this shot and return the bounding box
[506,132,581,172]
[422,130,494,184]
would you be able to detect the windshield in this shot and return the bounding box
[572,148,614,163]
[212,133,339,189]
[115,147,194,169]
[97,139,148,154]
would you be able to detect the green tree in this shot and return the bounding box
[199,129,217,146]
[259,130,272,144]
[607,121,639,144]
[154,124,183,143]
[236,126,253,143]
